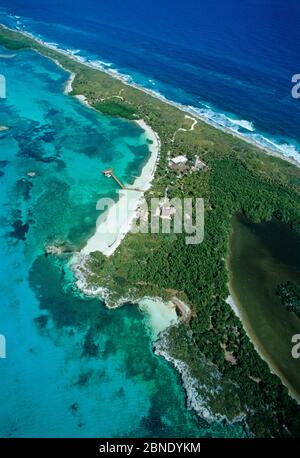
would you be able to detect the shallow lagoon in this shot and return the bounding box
[0,48,244,437]
[228,215,300,401]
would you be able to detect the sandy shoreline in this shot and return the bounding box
[138,297,178,339]
[63,57,176,345]
[226,287,300,403]
[2,24,300,168]
[62,69,161,257]
[63,71,75,94]
[226,295,241,318]
[81,119,160,257]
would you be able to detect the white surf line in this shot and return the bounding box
[171,114,198,142]
[4,24,300,168]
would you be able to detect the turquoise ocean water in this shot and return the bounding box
[0,48,244,437]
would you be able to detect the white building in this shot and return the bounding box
[169,155,187,165]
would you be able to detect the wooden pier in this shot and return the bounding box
[102,168,125,189]
[102,168,143,192]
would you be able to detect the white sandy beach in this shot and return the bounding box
[74,94,90,107]
[81,119,160,257]
[62,69,160,258]
[63,71,75,94]
[138,297,178,339]
[226,295,241,318]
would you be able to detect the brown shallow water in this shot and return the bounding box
[228,214,300,401]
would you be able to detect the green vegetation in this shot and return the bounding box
[1,25,300,438]
[93,100,138,120]
[0,34,26,50]
[277,281,300,318]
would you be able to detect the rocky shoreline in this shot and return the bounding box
[154,329,247,429]
[71,253,111,302]
[72,252,246,429]
[154,330,217,422]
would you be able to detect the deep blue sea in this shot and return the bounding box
[1,0,300,160]
[0,0,298,438]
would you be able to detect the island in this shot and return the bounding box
[1,24,300,438]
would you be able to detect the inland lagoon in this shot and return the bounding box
[228,214,300,401]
